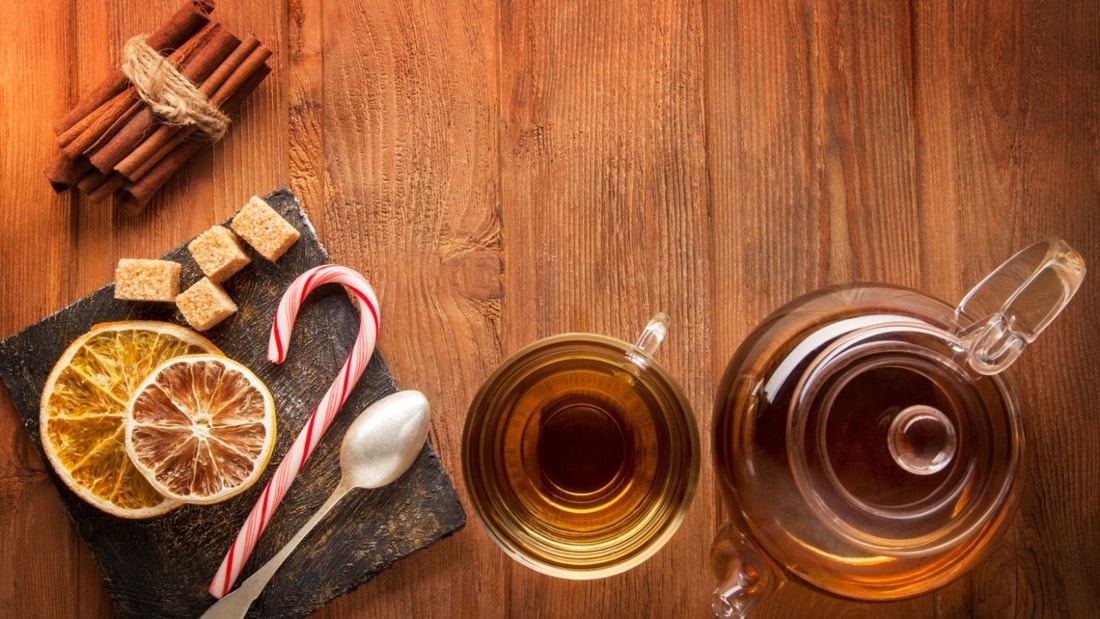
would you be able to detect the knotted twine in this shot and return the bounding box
[120,35,229,140]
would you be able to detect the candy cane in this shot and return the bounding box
[208,264,380,598]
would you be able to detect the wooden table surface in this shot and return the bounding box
[2,1,1097,617]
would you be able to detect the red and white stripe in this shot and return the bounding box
[208,264,380,598]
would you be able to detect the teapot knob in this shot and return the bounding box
[955,238,1085,375]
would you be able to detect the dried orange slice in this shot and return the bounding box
[124,355,277,505]
[39,321,221,518]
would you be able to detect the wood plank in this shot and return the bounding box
[0,0,86,616]
[910,2,1100,618]
[313,0,505,616]
[499,0,713,615]
[707,1,1100,617]
[706,1,930,615]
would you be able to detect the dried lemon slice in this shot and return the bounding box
[124,355,277,504]
[39,321,221,518]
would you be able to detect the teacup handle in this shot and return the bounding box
[634,312,670,356]
[955,238,1085,375]
[626,312,670,370]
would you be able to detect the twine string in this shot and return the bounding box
[120,35,229,140]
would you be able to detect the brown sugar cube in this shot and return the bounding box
[188,225,251,282]
[230,195,301,261]
[175,277,238,331]
[114,259,180,302]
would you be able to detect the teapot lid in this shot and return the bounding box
[786,321,1020,556]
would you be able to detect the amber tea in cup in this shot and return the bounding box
[462,314,699,579]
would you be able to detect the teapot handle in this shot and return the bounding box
[710,521,782,618]
[955,238,1085,375]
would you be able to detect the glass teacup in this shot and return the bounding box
[462,313,699,579]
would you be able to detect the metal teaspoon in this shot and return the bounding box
[201,389,432,619]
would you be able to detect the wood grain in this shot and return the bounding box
[1,0,1098,617]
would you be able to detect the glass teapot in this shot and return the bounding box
[710,239,1085,617]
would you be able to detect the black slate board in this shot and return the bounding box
[0,188,465,618]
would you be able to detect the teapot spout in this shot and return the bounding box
[710,522,782,618]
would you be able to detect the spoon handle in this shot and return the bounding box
[201,483,353,619]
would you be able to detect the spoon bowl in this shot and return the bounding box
[341,389,431,489]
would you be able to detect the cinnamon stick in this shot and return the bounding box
[207,45,273,108]
[201,37,262,94]
[56,22,221,160]
[116,64,271,216]
[87,173,129,203]
[44,154,93,193]
[116,36,262,180]
[56,89,139,159]
[74,168,127,203]
[86,25,240,173]
[53,0,215,134]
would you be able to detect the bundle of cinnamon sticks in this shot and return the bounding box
[45,0,271,215]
